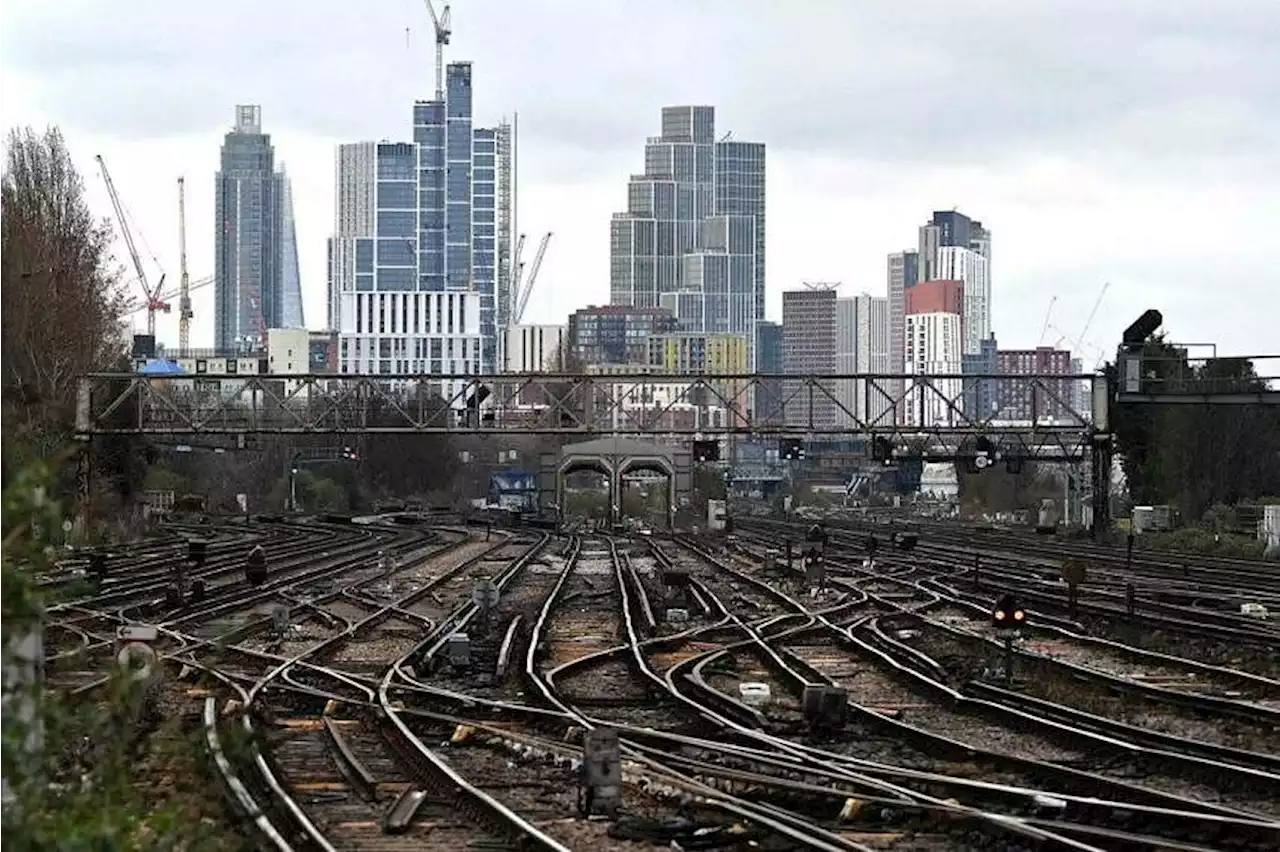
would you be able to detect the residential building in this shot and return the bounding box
[918,210,990,281]
[781,288,838,428]
[905,278,964,316]
[962,335,999,421]
[567,305,677,367]
[847,293,890,426]
[333,61,504,385]
[278,168,303,329]
[904,312,963,427]
[886,250,918,422]
[327,142,376,330]
[935,246,990,355]
[647,331,750,424]
[505,323,566,372]
[997,346,1075,422]
[916,210,992,356]
[214,105,282,352]
[610,106,764,366]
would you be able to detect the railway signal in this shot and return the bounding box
[803,547,825,588]
[992,593,1025,684]
[691,439,720,463]
[992,594,1026,630]
[779,438,805,461]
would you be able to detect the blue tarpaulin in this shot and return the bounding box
[137,359,188,375]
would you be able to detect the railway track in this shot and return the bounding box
[50,515,1280,851]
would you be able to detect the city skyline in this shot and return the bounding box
[4,0,1276,362]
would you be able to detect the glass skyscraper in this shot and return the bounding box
[278,167,303,329]
[214,105,282,352]
[334,62,500,376]
[610,106,765,367]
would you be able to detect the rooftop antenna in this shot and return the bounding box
[423,0,452,99]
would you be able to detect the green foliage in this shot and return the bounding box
[3,461,248,850]
[1109,336,1280,520]
[957,462,1059,513]
[267,469,350,513]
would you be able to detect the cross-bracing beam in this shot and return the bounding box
[76,371,1102,463]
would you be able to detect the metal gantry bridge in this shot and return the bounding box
[76,370,1104,461]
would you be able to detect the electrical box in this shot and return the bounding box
[444,632,472,668]
[581,728,622,817]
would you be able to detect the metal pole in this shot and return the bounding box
[1004,634,1014,686]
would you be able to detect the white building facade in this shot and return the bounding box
[905,311,963,427]
[935,246,990,356]
[327,142,376,331]
[505,323,566,372]
[834,294,891,427]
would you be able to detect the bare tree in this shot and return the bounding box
[2,126,128,466]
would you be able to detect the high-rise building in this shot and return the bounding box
[905,312,963,426]
[214,105,282,352]
[610,107,765,365]
[278,168,303,329]
[886,250,918,420]
[327,142,376,331]
[916,210,991,356]
[334,57,506,380]
[936,246,990,355]
[833,294,890,428]
[782,288,838,428]
[997,346,1075,422]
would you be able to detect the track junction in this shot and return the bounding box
[41,512,1280,851]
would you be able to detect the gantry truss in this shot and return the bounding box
[76,371,1103,463]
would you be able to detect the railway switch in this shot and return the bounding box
[580,727,622,818]
[803,684,849,730]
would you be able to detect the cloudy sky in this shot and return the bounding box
[4,0,1277,366]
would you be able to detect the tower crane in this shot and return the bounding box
[126,276,213,317]
[512,232,552,325]
[1037,295,1057,347]
[423,0,452,99]
[177,177,194,351]
[96,155,166,336]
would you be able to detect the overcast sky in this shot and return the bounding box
[3,0,1277,367]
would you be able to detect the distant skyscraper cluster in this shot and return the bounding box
[213,105,303,352]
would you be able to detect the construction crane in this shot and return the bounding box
[1072,282,1111,356]
[126,275,213,317]
[96,155,166,336]
[177,177,194,351]
[1037,295,1058,347]
[423,0,452,99]
[512,232,552,325]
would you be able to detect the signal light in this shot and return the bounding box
[692,439,720,463]
[779,438,805,461]
[992,593,1024,629]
